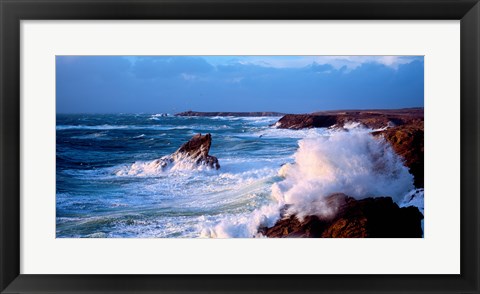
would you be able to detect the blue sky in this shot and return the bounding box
[56,56,424,114]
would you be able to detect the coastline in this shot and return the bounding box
[174,107,424,238]
[175,111,285,117]
[260,107,425,238]
[56,108,424,238]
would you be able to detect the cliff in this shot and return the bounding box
[373,121,424,188]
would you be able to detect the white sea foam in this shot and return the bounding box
[400,188,424,213]
[246,126,329,139]
[341,121,389,132]
[200,202,281,238]
[71,132,108,139]
[238,116,282,125]
[57,124,131,131]
[202,129,415,237]
[272,131,414,218]
[342,121,362,129]
[400,188,424,236]
[148,113,170,120]
[202,116,280,123]
[58,116,422,238]
[115,153,215,177]
[261,119,388,139]
[57,124,193,131]
[115,160,166,176]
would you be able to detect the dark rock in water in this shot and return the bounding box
[261,194,423,238]
[159,133,220,170]
[373,121,424,188]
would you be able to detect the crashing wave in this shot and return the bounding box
[116,133,220,176]
[202,130,415,237]
[272,131,414,219]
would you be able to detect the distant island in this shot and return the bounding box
[175,111,285,117]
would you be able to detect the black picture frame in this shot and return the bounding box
[1,0,479,293]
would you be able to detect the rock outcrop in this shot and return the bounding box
[274,108,423,130]
[274,114,339,129]
[274,108,424,188]
[260,108,424,238]
[373,121,424,188]
[175,111,284,117]
[260,194,423,238]
[157,133,220,170]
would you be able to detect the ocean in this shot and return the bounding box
[56,114,423,238]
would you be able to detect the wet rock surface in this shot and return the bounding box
[373,120,424,188]
[159,133,220,170]
[261,194,423,238]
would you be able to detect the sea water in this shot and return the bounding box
[56,114,423,238]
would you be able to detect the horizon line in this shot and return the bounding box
[56,106,424,115]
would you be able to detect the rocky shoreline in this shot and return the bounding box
[176,111,285,117]
[260,194,423,238]
[275,108,424,188]
[274,108,423,130]
[373,121,424,188]
[262,108,424,238]
[169,108,424,238]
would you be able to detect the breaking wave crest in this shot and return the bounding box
[115,153,217,177]
[272,131,414,219]
[202,130,415,237]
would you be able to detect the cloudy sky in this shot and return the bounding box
[56,55,424,114]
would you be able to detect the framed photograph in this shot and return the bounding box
[1,0,479,293]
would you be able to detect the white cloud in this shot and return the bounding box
[242,56,422,71]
